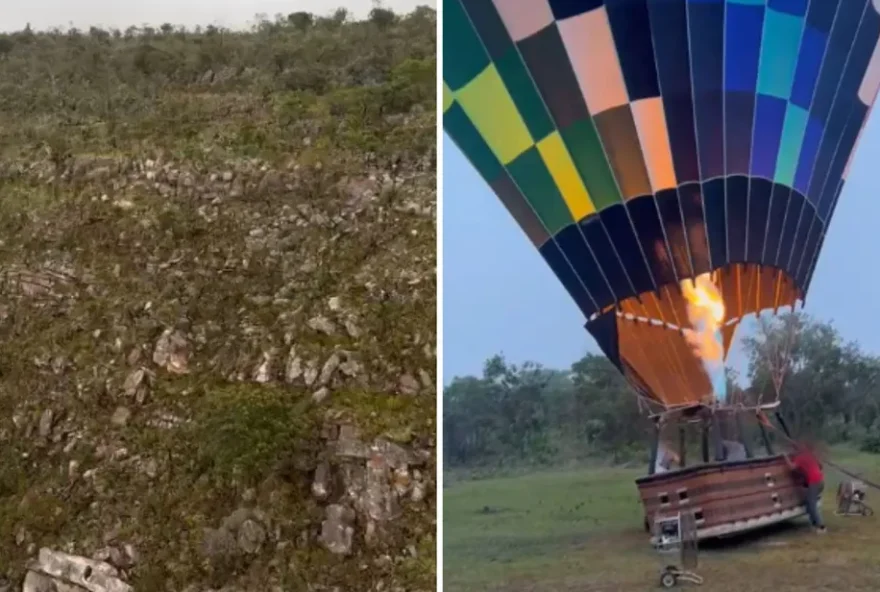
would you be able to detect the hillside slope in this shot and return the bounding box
[0,9,435,592]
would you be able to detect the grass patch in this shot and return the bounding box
[444,448,880,592]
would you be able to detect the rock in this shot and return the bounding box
[202,508,270,558]
[28,548,132,592]
[93,544,137,570]
[110,407,131,427]
[319,353,340,386]
[125,348,142,367]
[23,570,84,592]
[201,528,238,560]
[319,504,354,555]
[333,425,370,459]
[237,519,266,554]
[343,318,361,338]
[284,348,303,383]
[303,360,318,386]
[38,409,54,438]
[411,480,426,502]
[253,351,273,383]
[68,460,80,482]
[152,328,190,374]
[307,316,336,335]
[221,508,253,532]
[418,369,433,389]
[312,462,331,500]
[392,466,411,496]
[373,439,420,469]
[121,368,151,404]
[141,458,158,479]
[328,296,341,311]
[312,387,329,403]
[398,374,420,396]
[360,454,400,523]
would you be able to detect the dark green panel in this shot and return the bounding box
[443,0,491,91]
[507,148,573,236]
[461,0,513,61]
[560,119,622,211]
[495,48,555,142]
[516,24,590,129]
[444,102,503,183]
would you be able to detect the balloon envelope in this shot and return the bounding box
[444,0,880,408]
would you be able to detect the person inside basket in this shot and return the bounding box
[654,442,680,474]
[785,440,827,534]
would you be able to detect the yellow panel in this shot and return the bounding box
[536,132,596,220]
[443,82,455,113]
[454,64,534,165]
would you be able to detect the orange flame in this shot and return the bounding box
[680,273,725,363]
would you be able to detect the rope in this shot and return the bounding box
[758,410,880,492]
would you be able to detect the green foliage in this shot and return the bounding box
[370,8,398,30]
[0,8,436,163]
[187,385,313,484]
[444,353,646,468]
[287,12,314,31]
[447,314,880,470]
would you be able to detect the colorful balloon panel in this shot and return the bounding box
[444,0,880,321]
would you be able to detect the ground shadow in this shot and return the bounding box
[699,519,812,554]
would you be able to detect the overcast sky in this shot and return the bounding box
[0,0,434,32]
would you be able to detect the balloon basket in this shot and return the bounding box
[638,454,810,542]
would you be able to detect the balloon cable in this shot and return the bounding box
[758,410,880,492]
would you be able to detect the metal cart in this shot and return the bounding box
[653,511,703,588]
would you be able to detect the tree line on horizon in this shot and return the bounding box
[444,313,880,470]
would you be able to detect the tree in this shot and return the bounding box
[445,314,880,470]
[287,12,313,32]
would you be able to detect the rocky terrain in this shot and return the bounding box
[0,9,435,592]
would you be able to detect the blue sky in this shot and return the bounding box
[442,112,880,383]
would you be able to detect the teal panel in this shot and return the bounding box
[444,102,504,182]
[507,147,574,236]
[495,48,555,142]
[443,0,491,91]
[757,8,805,99]
[774,104,809,186]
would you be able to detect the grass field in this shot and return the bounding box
[444,449,880,592]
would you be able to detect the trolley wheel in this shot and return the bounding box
[861,504,874,517]
[660,571,677,588]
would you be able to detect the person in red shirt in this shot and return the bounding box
[785,441,826,534]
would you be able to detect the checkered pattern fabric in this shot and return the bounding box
[444,0,880,320]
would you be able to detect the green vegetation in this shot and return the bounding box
[445,313,880,469]
[445,313,880,590]
[0,8,435,591]
[445,448,880,592]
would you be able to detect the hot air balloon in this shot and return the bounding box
[444,0,880,540]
